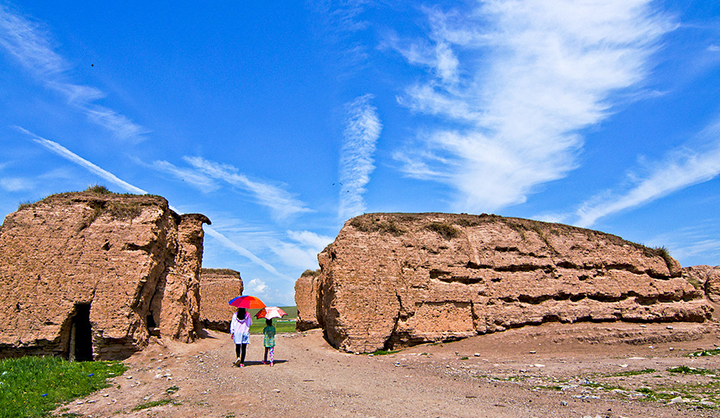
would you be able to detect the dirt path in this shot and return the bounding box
[55,322,720,417]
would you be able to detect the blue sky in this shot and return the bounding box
[1,1,719,306]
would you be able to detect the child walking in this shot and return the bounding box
[262,318,276,366]
[230,307,252,367]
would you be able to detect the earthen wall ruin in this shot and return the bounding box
[299,213,714,353]
[0,190,210,360]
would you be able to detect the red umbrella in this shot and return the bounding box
[228,295,266,309]
[255,306,287,319]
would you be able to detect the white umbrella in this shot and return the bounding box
[255,306,287,319]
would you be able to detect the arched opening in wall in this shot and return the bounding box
[69,303,93,361]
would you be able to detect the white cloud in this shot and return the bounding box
[246,278,268,295]
[0,5,148,141]
[184,156,311,222]
[391,0,674,213]
[83,106,149,141]
[269,230,334,270]
[575,121,720,227]
[384,7,470,85]
[310,0,371,70]
[0,4,66,75]
[46,82,105,104]
[287,230,334,250]
[150,160,219,192]
[242,278,295,306]
[0,177,33,192]
[338,94,382,221]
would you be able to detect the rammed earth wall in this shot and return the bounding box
[0,190,210,360]
[308,213,713,353]
[199,268,243,332]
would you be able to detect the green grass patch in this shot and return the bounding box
[533,385,563,391]
[132,398,176,411]
[605,368,657,377]
[689,348,720,357]
[668,366,716,375]
[369,349,400,356]
[0,356,127,418]
[635,387,676,402]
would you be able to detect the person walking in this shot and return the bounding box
[230,307,252,367]
[262,318,276,366]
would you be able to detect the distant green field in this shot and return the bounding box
[248,306,297,334]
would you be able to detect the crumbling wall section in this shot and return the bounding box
[0,190,210,360]
[313,213,712,353]
[199,268,243,332]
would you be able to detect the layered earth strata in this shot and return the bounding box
[300,213,713,353]
[0,190,210,360]
[199,268,243,332]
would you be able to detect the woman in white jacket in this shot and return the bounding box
[230,307,252,367]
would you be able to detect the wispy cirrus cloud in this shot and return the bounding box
[389,0,674,213]
[575,120,720,227]
[184,156,311,221]
[309,0,372,70]
[643,220,720,266]
[0,177,33,192]
[17,128,292,281]
[16,127,147,194]
[0,4,148,141]
[338,94,382,221]
[149,160,219,192]
[204,228,294,281]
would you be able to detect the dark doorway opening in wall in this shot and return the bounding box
[69,303,93,361]
[147,310,160,337]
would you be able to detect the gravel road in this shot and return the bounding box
[55,322,720,417]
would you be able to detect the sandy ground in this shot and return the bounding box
[54,322,720,418]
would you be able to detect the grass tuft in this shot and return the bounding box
[689,348,720,357]
[132,398,176,411]
[425,222,460,240]
[85,184,112,194]
[369,349,400,356]
[604,368,657,377]
[349,216,407,236]
[300,269,321,277]
[17,201,33,210]
[667,366,716,375]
